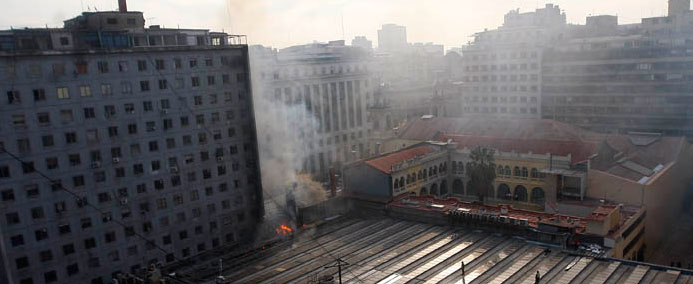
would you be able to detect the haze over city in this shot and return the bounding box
[2,0,693,283]
[2,0,668,48]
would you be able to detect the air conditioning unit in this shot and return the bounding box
[113,157,120,164]
[170,167,179,173]
[91,162,101,169]
[119,198,129,205]
[216,156,224,162]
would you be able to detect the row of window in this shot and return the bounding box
[462,106,539,115]
[393,162,449,189]
[464,63,539,72]
[11,225,240,284]
[463,74,540,83]
[496,165,547,179]
[462,85,540,93]
[463,95,539,103]
[6,55,245,79]
[5,75,246,105]
[261,63,369,81]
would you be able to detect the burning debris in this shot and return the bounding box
[275,224,294,236]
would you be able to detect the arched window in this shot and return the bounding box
[418,170,422,180]
[531,168,538,178]
[497,165,504,175]
[399,177,405,188]
[522,167,528,177]
[505,166,511,176]
[452,161,457,172]
[440,163,445,172]
[423,169,428,179]
[406,174,411,184]
[513,166,521,176]
[453,179,464,195]
[412,173,417,182]
[433,165,438,175]
[497,184,511,200]
[531,187,545,205]
[394,179,399,189]
[514,185,528,202]
[459,162,465,173]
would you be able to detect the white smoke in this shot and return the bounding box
[249,47,328,223]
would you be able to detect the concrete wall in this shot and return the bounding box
[344,163,391,198]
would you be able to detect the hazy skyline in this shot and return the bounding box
[2,0,667,49]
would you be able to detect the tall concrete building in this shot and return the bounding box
[457,4,566,118]
[0,3,262,284]
[351,36,373,51]
[542,0,693,136]
[251,41,374,180]
[377,24,408,53]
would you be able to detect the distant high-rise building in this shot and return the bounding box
[351,36,373,50]
[0,2,262,283]
[377,24,408,53]
[456,4,566,118]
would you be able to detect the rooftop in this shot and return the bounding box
[398,117,597,142]
[178,216,691,284]
[365,144,441,174]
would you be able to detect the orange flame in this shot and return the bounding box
[275,224,293,236]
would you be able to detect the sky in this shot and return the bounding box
[1,0,667,50]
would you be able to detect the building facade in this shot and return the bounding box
[251,41,374,180]
[542,4,693,136]
[377,24,408,54]
[457,4,566,119]
[0,7,262,284]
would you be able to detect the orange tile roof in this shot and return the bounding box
[442,134,600,165]
[365,145,439,174]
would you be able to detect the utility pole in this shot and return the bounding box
[325,257,349,284]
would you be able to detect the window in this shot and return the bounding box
[7,90,20,104]
[155,59,165,70]
[65,132,77,144]
[97,61,109,73]
[137,60,147,71]
[31,207,44,219]
[84,237,96,249]
[75,62,88,74]
[35,229,48,241]
[118,61,129,72]
[37,112,51,125]
[15,257,29,269]
[143,101,153,111]
[60,110,74,123]
[1,189,15,201]
[33,89,46,101]
[6,212,20,224]
[158,79,168,90]
[12,115,26,128]
[192,77,200,87]
[39,250,53,262]
[207,75,215,85]
[101,84,112,96]
[46,157,58,170]
[84,108,95,119]
[11,235,24,246]
[42,135,55,147]
[189,59,198,68]
[174,58,182,69]
[121,82,132,94]
[57,87,70,99]
[63,243,75,255]
[140,81,150,92]
[67,263,79,276]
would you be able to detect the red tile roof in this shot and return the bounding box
[365,145,440,174]
[442,134,600,165]
[398,117,597,142]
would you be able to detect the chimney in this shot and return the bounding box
[118,0,128,12]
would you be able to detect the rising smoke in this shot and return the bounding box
[248,48,328,225]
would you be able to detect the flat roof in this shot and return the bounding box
[176,217,691,284]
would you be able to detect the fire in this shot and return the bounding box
[275,224,293,236]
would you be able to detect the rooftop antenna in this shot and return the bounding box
[341,12,345,41]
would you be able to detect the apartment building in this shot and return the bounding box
[458,4,566,118]
[542,1,693,136]
[0,4,262,284]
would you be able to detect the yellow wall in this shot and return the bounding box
[491,157,550,204]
